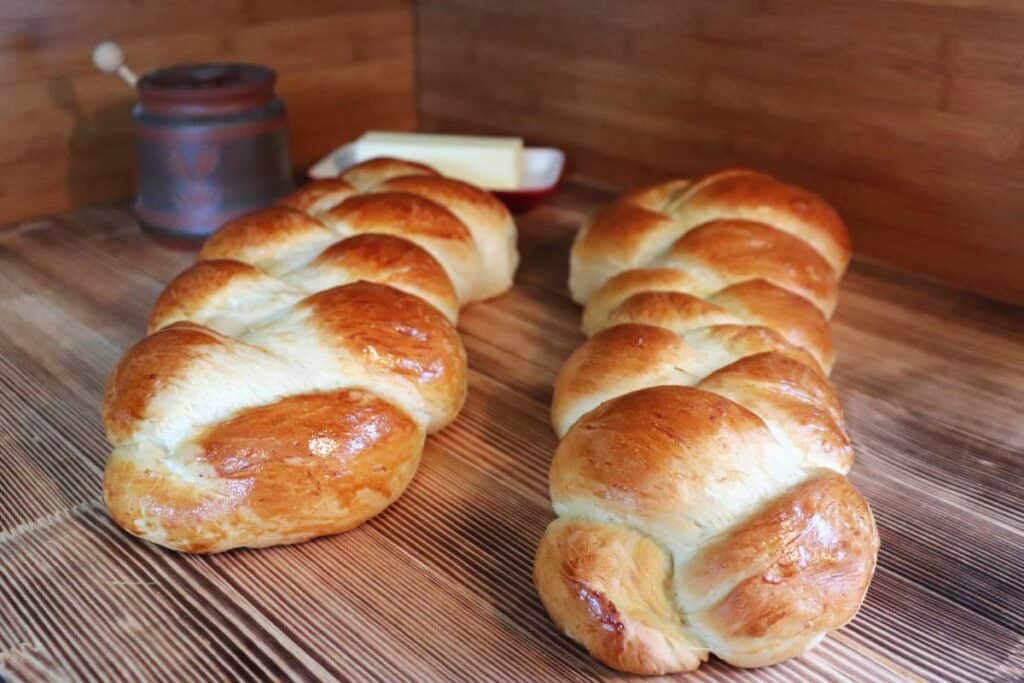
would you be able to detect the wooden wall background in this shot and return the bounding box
[0,0,416,223]
[416,0,1024,305]
[5,1,1022,303]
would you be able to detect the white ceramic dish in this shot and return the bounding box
[308,141,566,213]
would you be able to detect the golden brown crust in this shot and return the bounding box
[105,389,424,553]
[570,169,850,303]
[307,233,459,321]
[551,385,787,543]
[541,168,875,674]
[605,291,743,335]
[621,178,694,211]
[674,169,851,275]
[662,219,838,316]
[581,267,707,335]
[322,191,482,302]
[551,324,696,437]
[378,175,509,221]
[711,279,835,373]
[543,383,871,673]
[684,473,878,667]
[698,352,852,472]
[534,518,708,675]
[103,157,515,554]
[149,260,268,333]
[375,174,519,300]
[582,268,834,373]
[569,202,679,303]
[276,178,358,214]
[687,324,826,379]
[340,156,439,191]
[103,322,229,444]
[302,281,467,425]
[576,201,675,263]
[326,192,474,242]
[199,206,333,274]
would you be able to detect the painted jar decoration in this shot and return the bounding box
[133,63,294,244]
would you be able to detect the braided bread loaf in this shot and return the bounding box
[103,158,518,553]
[534,169,878,673]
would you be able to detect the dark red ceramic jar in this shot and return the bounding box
[133,63,294,245]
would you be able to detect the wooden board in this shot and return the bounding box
[415,0,1024,306]
[0,182,1022,681]
[0,0,416,223]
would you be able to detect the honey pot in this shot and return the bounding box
[94,43,294,245]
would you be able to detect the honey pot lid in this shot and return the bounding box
[137,63,277,116]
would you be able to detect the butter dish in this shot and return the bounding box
[309,140,565,213]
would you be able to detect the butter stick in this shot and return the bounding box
[358,131,523,190]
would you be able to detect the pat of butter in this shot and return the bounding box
[358,131,523,190]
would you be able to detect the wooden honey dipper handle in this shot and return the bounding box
[92,41,138,87]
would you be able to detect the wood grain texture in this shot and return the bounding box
[0,0,416,224]
[0,184,1022,681]
[415,0,1024,306]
